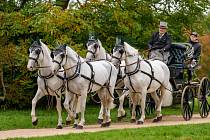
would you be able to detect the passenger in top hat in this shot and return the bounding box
[148,21,172,64]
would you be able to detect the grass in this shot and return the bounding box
[11,123,210,140]
[0,97,209,131]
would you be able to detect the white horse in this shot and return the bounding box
[52,44,118,129]
[111,41,171,124]
[27,40,74,129]
[86,38,127,121]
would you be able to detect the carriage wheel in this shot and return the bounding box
[198,77,210,118]
[145,94,156,115]
[181,86,194,121]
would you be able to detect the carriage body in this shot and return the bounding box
[167,43,209,120]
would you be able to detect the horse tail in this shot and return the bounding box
[162,82,173,107]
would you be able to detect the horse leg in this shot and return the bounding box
[63,91,74,126]
[76,93,87,129]
[130,92,136,123]
[153,86,165,122]
[137,91,147,124]
[55,96,63,129]
[31,89,44,126]
[150,91,162,122]
[97,103,104,124]
[97,88,107,127]
[73,95,80,128]
[117,90,127,121]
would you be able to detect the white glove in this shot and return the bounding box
[191,59,197,68]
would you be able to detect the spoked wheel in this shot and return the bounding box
[145,94,156,115]
[181,86,194,121]
[198,77,210,118]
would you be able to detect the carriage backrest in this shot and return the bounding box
[168,43,193,80]
[168,43,186,65]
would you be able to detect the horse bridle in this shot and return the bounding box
[52,51,67,70]
[87,41,100,59]
[28,46,44,66]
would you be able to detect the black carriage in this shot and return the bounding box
[168,42,210,120]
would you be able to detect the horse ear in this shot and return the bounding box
[50,52,54,59]
[63,44,67,50]
[38,39,42,46]
[111,49,113,54]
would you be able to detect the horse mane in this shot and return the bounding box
[40,41,52,59]
[124,42,138,55]
[124,42,143,59]
[97,39,106,55]
[66,46,82,62]
[97,39,102,48]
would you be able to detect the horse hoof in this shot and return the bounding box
[32,119,38,126]
[117,116,123,121]
[73,124,78,128]
[101,123,107,127]
[106,121,111,127]
[76,125,83,129]
[153,116,162,123]
[56,125,63,129]
[130,119,136,123]
[97,119,103,124]
[66,120,71,126]
[118,113,127,121]
[136,121,144,125]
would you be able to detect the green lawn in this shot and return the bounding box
[11,123,210,140]
[0,97,208,131]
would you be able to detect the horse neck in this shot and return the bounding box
[125,54,141,71]
[96,47,107,60]
[64,53,84,77]
[38,51,53,76]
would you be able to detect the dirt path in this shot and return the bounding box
[0,114,210,139]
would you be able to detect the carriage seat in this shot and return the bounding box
[168,43,186,65]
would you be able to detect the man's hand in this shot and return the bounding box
[191,59,197,68]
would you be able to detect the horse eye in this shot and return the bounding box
[119,49,124,54]
[35,49,41,55]
[60,53,65,59]
[94,44,98,49]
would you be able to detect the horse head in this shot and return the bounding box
[51,44,67,74]
[27,40,44,71]
[111,37,125,67]
[86,35,101,60]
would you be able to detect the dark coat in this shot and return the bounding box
[188,40,201,60]
[148,32,172,51]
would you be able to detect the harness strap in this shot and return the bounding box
[86,61,95,93]
[125,58,141,93]
[65,55,81,81]
[144,60,154,90]
[140,70,162,88]
[39,74,62,98]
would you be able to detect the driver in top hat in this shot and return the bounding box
[148,21,172,64]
